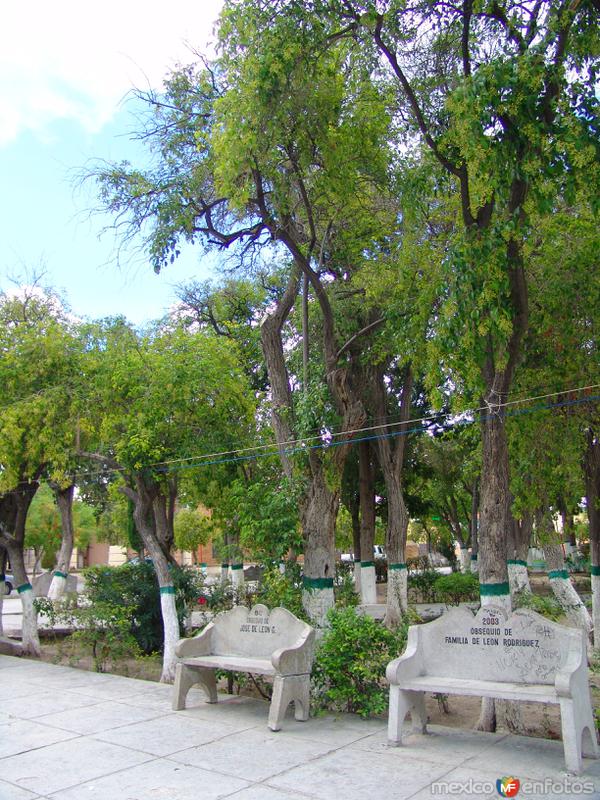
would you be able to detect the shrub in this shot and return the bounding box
[82,561,202,654]
[513,591,563,621]
[334,565,360,609]
[433,572,479,605]
[64,601,141,672]
[254,564,307,620]
[408,569,440,603]
[312,606,408,717]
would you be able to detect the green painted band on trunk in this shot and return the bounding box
[507,559,527,567]
[200,563,207,568]
[591,565,600,576]
[302,576,334,590]
[160,586,176,595]
[53,570,68,579]
[17,583,33,593]
[548,569,569,580]
[0,574,4,581]
[389,563,407,571]
[231,563,244,570]
[360,561,375,568]
[221,563,229,569]
[471,554,478,560]
[479,581,510,596]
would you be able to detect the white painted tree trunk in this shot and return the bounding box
[549,572,592,637]
[159,590,180,683]
[47,573,67,601]
[470,554,479,574]
[385,566,407,625]
[0,588,4,636]
[459,547,471,573]
[353,560,361,592]
[359,563,377,605]
[220,564,229,584]
[231,564,245,593]
[20,586,41,657]
[592,573,600,650]
[302,586,334,627]
[507,560,530,597]
[480,592,511,615]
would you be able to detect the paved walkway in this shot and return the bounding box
[1,655,600,799]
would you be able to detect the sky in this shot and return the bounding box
[0,0,224,324]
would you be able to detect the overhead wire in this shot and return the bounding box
[65,382,600,482]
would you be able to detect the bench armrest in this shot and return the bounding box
[555,636,586,698]
[175,622,214,658]
[271,627,315,676]
[386,626,423,685]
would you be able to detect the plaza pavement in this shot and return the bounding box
[1,654,600,800]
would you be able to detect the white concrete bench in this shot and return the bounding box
[386,605,598,773]
[173,603,315,731]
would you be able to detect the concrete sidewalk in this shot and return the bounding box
[1,656,600,800]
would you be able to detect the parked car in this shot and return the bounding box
[3,574,14,595]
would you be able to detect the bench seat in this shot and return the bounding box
[173,604,315,731]
[399,676,557,704]
[182,655,275,676]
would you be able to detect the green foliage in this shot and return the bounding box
[254,564,306,621]
[408,570,479,604]
[312,607,408,717]
[83,562,202,653]
[66,601,141,673]
[408,569,440,604]
[513,591,564,622]
[433,572,480,605]
[334,563,360,609]
[174,507,211,558]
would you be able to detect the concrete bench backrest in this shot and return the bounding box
[417,605,583,685]
[211,604,310,659]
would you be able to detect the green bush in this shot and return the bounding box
[513,590,563,621]
[433,572,479,605]
[66,601,141,672]
[83,561,202,654]
[255,564,307,620]
[312,606,408,717]
[408,569,440,603]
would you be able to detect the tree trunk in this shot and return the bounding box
[300,459,338,625]
[478,404,511,615]
[0,546,7,636]
[508,513,532,597]
[584,428,600,649]
[459,545,471,573]
[125,478,181,683]
[0,482,40,656]
[544,541,592,639]
[349,484,362,592]
[358,440,376,605]
[385,480,410,626]
[48,484,75,600]
[470,480,479,573]
[367,365,412,627]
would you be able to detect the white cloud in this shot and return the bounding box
[0,0,223,145]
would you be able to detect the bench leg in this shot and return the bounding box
[388,687,427,746]
[172,664,218,711]
[559,695,599,774]
[268,675,310,732]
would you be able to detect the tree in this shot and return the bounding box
[0,283,80,654]
[79,318,254,681]
[173,507,211,563]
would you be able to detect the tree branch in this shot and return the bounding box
[335,317,385,361]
